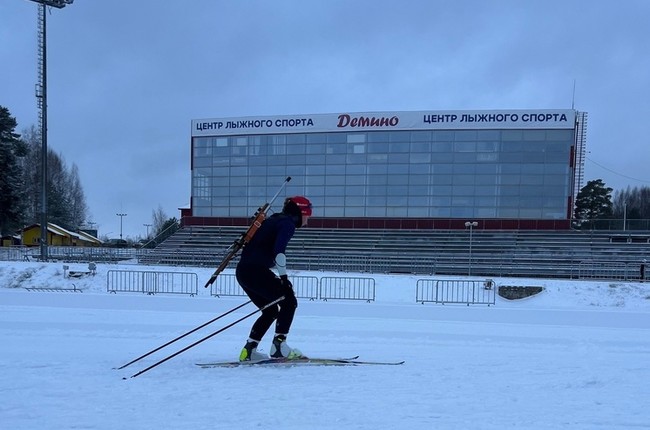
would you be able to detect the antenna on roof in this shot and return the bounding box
[571,79,576,110]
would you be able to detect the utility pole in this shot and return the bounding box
[143,223,152,238]
[465,221,478,276]
[27,0,75,261]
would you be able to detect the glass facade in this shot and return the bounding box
[191,118,579,221]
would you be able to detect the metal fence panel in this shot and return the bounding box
[40,246,135,262]
[577,261,628,280]
[150,271,198,295]
[0,247,31,261]
[415,279,437,303]
[320,276,375,302]
[210,274,321,300]
[107,270,198,296]
[211,274,246,297]
[416,279,495,306]
[107,270,140,294]
[293,276,320,300]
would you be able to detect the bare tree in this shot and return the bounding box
[19,126,89,231]
[67,163,88,228]
[613,186,650,219]
[19,126,40,224]
[152,205,167,236]
[47,150,71,228]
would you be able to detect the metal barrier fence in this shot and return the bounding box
[577,261,647,281]
[416,279,496,306]
[293,276,320,300]
[35,246,136,262]
[107,270,198,296]
[210,274,320,300]
[210,274,374,302]
[0,247,32,261]
[210,274,246,297]
[25,286,83,293]
[320,277,376,302]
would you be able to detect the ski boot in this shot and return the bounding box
[270,334,304,359]
[239,339,267,362]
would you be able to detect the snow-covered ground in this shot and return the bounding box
[1,261,649,429]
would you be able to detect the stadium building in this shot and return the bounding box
[184,109,587,230]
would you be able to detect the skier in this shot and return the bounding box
[236,195,312,361]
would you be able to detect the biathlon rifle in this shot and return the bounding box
[203,176,292,288]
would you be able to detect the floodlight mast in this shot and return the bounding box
[28,0,73,8]
[26,0,73,260]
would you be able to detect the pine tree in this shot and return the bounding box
[0,106,28,236]
[574,179,613,228]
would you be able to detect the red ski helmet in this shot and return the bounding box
[284,196,312,217]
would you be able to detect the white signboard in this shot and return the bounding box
[191,109,576,137]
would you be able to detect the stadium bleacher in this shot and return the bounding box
[137,226,650,280]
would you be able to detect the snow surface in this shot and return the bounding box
[1,261,649,429]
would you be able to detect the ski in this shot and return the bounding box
[196,356,358,368]
[196,356,404,368]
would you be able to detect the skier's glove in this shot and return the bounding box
[279,274,293,290]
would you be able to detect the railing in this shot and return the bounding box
[209,274,374,302]
[293,276,320,300]
[25,285,83,293]
[7,227,648,282]
[106,270,198,296]
[0,246,32,261]
[320,277,375,302]
[416,279,496,306]
[292,253,436,275]
[577,261,647,281]
[132,248,650,281]
[17,246,138,262]
[209,274,246,297]
[574,219,650,231]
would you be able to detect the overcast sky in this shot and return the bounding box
[2,0,649,239]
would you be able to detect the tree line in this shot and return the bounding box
[0,105,88,237]
[1,105,179,242]
[574,179,650,228]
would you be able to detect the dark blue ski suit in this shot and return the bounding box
[235,213,298,340]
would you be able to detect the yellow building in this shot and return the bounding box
[21,223,102,247]
[1,235,21,247]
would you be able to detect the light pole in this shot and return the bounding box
[143,223,152,238]
[464,221,478,276]
[27,0,75,261]
[117,213,127,240]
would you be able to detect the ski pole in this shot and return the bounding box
[115,300,252,370]
[126,296,285,379]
